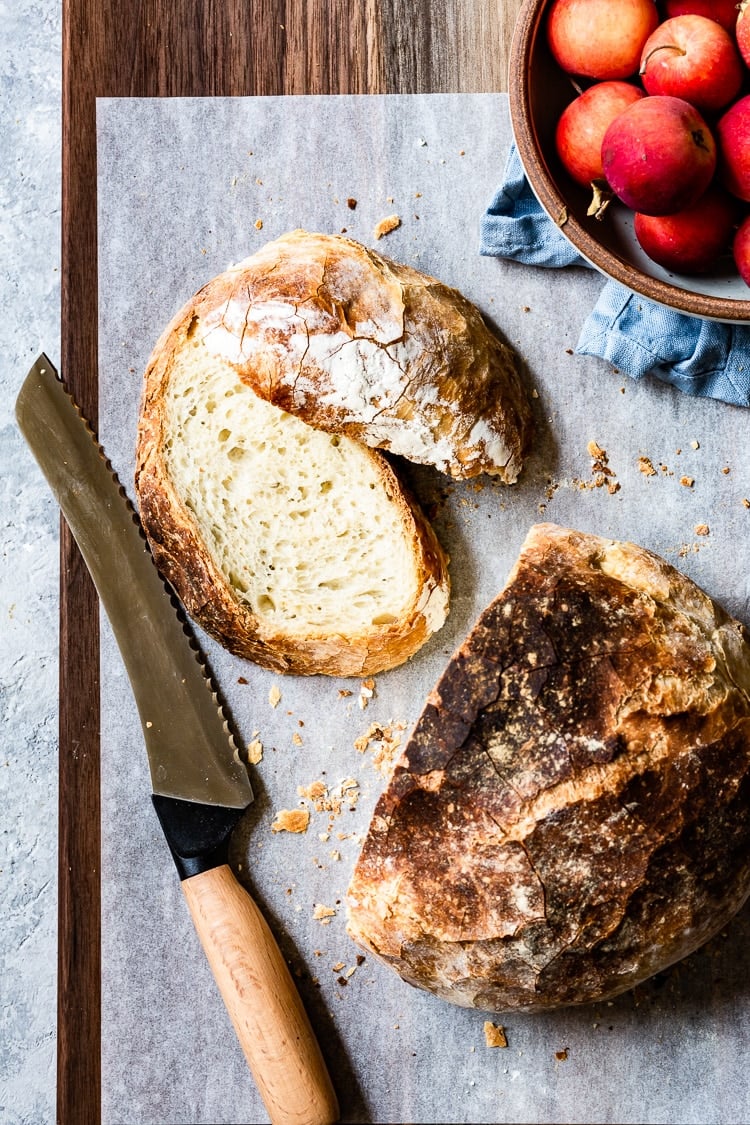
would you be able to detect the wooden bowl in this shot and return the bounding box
[508,0,750,323]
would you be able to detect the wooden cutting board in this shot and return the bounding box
[59,3,521,1120]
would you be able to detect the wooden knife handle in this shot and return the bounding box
[182,864,339,1125]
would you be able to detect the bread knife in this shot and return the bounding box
[15,355,339,1125]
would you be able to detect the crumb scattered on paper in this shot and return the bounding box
[373,214,401,239]
[246,739,263,765]
[638,456,657,478]
[272,808,310,834]
[555,1048,569,1061]
[680,476,694,488]
[359,678,376,709]
[483,1022,508,1048]
[269,684,282,708]
[313,904,336,924]
[354,721,405,774]
[695,524,710,536]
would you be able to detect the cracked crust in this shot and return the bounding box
[157,229,532,481]
[346,523,750,1010]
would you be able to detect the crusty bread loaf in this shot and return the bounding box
[135,345,450,677]
[154,229,533,481]
[347,523,750,1010]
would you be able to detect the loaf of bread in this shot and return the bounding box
[135,347,450,676]
[155,229,533,481]
[347,523,750,1010]
[135,229,533,676]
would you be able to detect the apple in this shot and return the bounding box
[555,81,645,187]
[737,1,750,69]
[639,15,743,113]
[601,96,717,215]
[663,0,739,33]
[733,215,750,286]
[546,0,659,79]
[633,186,740,274]
[717,95,750,202]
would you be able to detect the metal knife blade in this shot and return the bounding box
[15,354,251,811]
[16,354,340,1125]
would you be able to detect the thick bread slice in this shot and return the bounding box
[135,344,450,677]
[347,523,750,1010]
[156,229,532,481]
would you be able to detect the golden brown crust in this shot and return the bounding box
[346,524,750,1010]
[163,229,533,481]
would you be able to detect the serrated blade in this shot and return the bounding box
[16,354,252,811]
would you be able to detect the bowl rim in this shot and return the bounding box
[508,0,750,324]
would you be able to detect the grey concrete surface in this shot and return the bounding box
[1,1,62,1122]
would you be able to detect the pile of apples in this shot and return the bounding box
[548,0,750,283]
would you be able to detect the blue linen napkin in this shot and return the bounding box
[480,145,750,407]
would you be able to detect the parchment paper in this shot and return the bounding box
[97,94,750,1125]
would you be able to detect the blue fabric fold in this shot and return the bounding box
[480,145,750,407]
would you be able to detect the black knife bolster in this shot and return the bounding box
[152,794,247,881]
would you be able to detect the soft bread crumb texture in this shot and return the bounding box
[163,350,423,634]
[346,523,750,1012]
[136,333,451,676]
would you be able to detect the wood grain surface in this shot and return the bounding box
[59,2,521,1120]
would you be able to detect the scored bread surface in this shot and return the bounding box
[136,340,450,677]
[168,229,533,481]
[346,523,750,1010]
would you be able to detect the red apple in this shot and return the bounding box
[717,95,750,202]
[737,1,750,69]
[733,215,750,286]
[663,0,739,33]
[546,0,659,79]
[555,81,645,186]
[601,96,717,215]
[639,15,743,113]
[633,186,740,273]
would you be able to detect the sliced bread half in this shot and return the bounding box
[136,340,450,676]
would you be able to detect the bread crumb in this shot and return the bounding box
[347,197,357,209]
[587,440,605,459]
[691,440,700,450]
[292,732,303,746]
[373,214,401,239]
[271,808,310,834]
[246,739,263,765]
[680,476,694,488]
[483,1022,508,1048]
[237,676,248,684]
[722,466,731,474]
[743,498,750,509]
[313,904,336,923]
[338,689,353,698]
[638,456,657,477]
[269,685,282,708]
[354,721,404,774]
[254,219,263,230]
[695,524,710,536]
[359,678,376,709]
[555,1048,569,1061]
[331,961,346,973]
[299,780,327,800]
